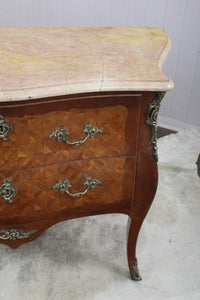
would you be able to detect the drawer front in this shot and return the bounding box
[0,156,136,224]
[0,94,141,170]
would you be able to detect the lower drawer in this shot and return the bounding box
[0,157,136,224]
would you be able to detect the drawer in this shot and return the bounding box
[0,94,141,170]
[0,156,136,224]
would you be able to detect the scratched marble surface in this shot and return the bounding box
[0,27,174,102]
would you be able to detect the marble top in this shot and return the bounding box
[0,27,174,102]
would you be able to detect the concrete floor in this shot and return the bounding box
[158,127,200,179]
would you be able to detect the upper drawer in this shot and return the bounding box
[0,93,142,170]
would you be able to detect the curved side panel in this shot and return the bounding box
[127,91,163,280]
[131,148,158,219]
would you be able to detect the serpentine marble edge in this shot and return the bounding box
[0,27,174,102]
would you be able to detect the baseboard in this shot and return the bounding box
[158,116,200,132]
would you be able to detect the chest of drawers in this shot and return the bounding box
[0,27,173,280]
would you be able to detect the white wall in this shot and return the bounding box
[0,0,200,131]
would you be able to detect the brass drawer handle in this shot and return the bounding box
[0,179,17,204]
[0,115,12,141]
[52,175,102,197]
[49,122,103,145]
[0,229,38,240]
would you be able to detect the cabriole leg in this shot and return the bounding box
[127,216,143,281]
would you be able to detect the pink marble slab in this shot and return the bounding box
[0,27,174,102]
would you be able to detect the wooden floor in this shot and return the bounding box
[157,127,176,139]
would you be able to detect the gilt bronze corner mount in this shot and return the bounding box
[146,92,166,161]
